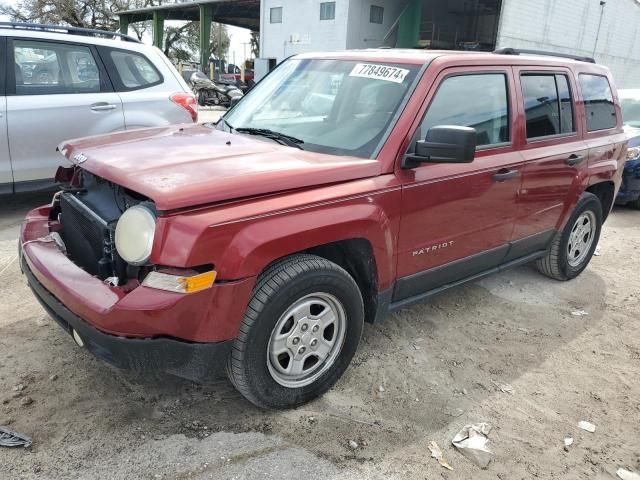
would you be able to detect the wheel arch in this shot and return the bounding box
[586,181,615,221]
[300,239,381,324]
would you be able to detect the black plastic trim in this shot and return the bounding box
[393,244,510,301]
[495,48,595,64]
[503,229,556,262]
[22,257,232,383]
[0,21,142,43]
[389,249,547,312]
[368,229,559,320]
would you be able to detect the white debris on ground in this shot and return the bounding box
[491,381,514,394]
[578,421,596,433]
[451,423,493,468]
[571,310,589,316]
[617,468,640,480]
[428,441,453,471]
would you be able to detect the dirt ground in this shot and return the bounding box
[1,192,639,480]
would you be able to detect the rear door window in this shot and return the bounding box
[12,40,101,95]
[579,74,617,131]
[108,50,162,90]
[420,73,510,147]
[521,74,575,139]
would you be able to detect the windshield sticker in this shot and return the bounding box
[349,64,410,84]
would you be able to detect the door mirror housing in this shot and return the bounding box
[403,125,477,168]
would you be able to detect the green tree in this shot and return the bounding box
[164,21,230,65]
[0,0,154,39]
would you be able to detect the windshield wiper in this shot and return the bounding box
[235,127,305,150]
[218,117,235,132]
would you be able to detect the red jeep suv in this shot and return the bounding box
[21,49,626,409]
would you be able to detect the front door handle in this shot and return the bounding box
[90,103,117,112]
[492,168,519,182]
[565,154,585,166]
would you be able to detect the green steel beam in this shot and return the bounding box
[397,0,422,48]
[152,11,166,49]
[200,4,214,74]
[119,14,129,35]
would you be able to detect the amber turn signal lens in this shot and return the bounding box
[178,271,217,293]
[142,270,216,294]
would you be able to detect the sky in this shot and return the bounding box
[0,0,253,65]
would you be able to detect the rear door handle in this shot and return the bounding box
[492,169,519,182]
[565,154,585,166]
[90,103,117,112]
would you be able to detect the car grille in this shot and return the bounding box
[60,193,115,278]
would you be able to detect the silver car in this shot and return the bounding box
[0,22,198,194]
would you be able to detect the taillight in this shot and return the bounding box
[170,92,198,123]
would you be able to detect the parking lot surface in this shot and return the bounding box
[1,193,639,479]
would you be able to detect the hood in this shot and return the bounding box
[59,124,382,211]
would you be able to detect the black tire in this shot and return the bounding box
[536,192,603,281]
[226,254,364,409]
[629,197,640,210]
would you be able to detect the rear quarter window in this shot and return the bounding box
[107,49,163,91]
[579,74,617,132]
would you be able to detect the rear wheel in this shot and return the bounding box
[226,254,364,409]
[536,193,603,281]
[629,197,640,210]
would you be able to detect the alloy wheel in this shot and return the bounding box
[567,211,597,267]
[267,292,347,388]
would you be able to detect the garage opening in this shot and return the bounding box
[396,0,503,52]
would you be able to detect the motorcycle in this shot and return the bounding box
[190,71,243,107]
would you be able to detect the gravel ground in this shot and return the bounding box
[1,193,639,480]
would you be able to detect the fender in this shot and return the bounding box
[554,135,626,230]
[153,178,403,291]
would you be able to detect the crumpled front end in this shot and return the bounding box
[19,176,254,381]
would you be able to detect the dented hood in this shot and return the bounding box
[59,124,382,211]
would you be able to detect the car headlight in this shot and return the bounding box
[626,146,640,161]
[115,205,156,265]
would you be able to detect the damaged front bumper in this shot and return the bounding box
[20,205,253,382]
[23,257,232,382]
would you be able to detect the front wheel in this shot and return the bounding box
[536,192,603,281]
[226,255,364,409]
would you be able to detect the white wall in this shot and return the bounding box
[345,0,408,49]
[260,0,408,63]
[497,0,640,88]
[261,0,350,63]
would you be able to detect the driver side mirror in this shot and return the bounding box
[403,126,477,169]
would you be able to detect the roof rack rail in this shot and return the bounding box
[494,47,595,64]
[0,21,142,43]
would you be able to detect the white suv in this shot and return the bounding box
[0,22,198,194]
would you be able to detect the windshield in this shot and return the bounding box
[220,59,420,158]
[620,92,640,128]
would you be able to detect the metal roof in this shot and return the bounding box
[116,0,259,30]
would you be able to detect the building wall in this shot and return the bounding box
[345,0,408,49]
[260,0,409,63]
[260,0,350,63]
[497,0,640,88]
